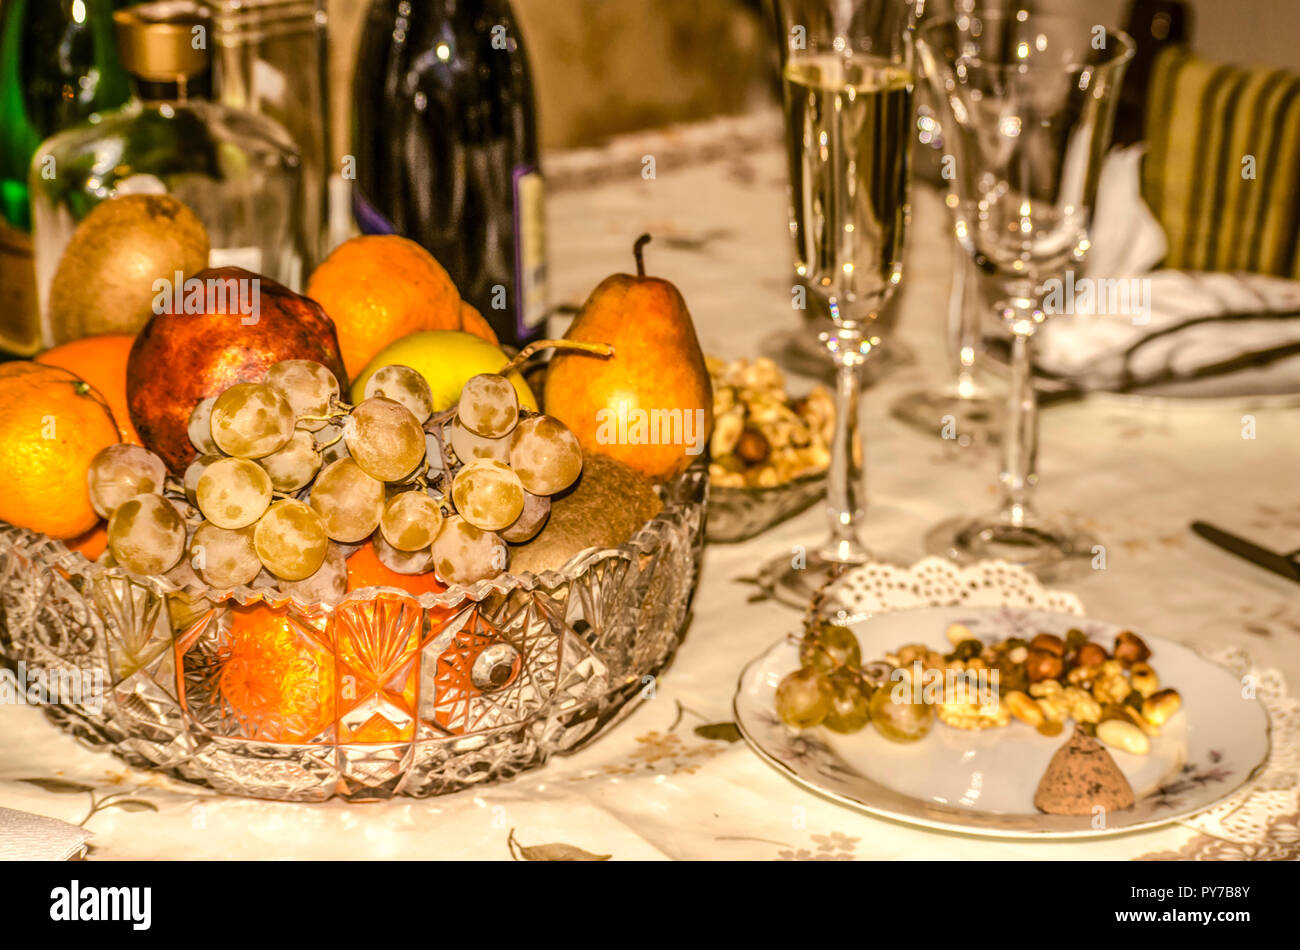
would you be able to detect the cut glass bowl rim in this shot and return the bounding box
[17,465,708,614]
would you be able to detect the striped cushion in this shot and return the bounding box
[1142,47,1300,277]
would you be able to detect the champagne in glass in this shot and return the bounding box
[760,0,915,607]
[783,54,912,323]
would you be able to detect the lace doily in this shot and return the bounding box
[829,558,1298,848]
[830,557,1085,618]
[1180,646,1300,845]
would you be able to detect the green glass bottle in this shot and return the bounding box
[0,0,130,230]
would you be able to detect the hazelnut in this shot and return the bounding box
[1129,662,1159,698]
[735,427,771,466]
[1113,630,1151,666]
[1026,648,1064,683]
[1030,633,1065,656]
[1075,641,1108,668]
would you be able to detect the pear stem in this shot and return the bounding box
[633,233,651,277]
[498,339,615,376]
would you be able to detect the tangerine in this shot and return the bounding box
[305,235,461,380]
[458,300,499,345]
[36,334,142,444]
[219,603,335,743]
[345,541,449,596]
[0,361,121,538]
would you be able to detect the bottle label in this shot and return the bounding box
[514,166,548,332]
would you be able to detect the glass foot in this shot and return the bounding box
[924,510,1099,581]
[890,387,1001,445]
[755,546,868,610]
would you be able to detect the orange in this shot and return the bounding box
[67,522,109,561]
[458,300,499,345]
[346,541,449,596]
[219,603,335,743]
[0,361,121,538]
[36,334,142,444]
[305,235,461,381]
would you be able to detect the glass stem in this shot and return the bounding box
[998,326,1040,526]
[947,242,980,397]
[821,324,870,563]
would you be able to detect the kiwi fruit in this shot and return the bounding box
[508,452,663,575]
[48,194,209,342]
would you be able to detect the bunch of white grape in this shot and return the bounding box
[88,359,585,602]
[431,372,582,585]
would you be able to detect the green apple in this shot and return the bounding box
[350,330,537,412]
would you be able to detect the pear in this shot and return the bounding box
[544,235,712,482]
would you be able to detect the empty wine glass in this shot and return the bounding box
[890,0,1003,445]
[758,0,916,606]
[918,11,1134,577]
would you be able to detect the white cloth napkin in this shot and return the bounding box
[0,806,91,861]
[1029,145,1300,394]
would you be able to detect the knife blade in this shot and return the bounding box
[1191,521,1300,584]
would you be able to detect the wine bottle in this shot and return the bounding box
[352,0,548,347]
[0,0,130,230]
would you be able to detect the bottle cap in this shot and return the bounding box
[114,2,213,83]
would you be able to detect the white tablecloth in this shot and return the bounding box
[2,114,1297,860]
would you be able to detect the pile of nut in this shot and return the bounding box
[706,356,833,488]
[883,625,1182,756]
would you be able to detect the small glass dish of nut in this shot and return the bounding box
[705,356,833,543]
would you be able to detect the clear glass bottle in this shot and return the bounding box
[29,1,306,344]
[210,0,331,269]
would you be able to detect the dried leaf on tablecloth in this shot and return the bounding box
[694,721,743,743]
[508,829,610,861]
[16,777,94,795]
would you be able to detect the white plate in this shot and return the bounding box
[734,606,1271,839]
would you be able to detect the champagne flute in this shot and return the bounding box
[890,0,1003,445]
[918,11,1134,577]
[759,0,915,606]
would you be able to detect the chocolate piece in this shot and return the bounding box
[1034,724,1135,815]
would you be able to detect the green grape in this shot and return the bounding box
[363,364,433,424]
[107,494,186,575]
[456,373,518,437]
[798,622,862,672]
[259,430,322,492]
[500,490,550,543]
[254,499,329,580]
[451,459,524,531]
[372,531,434,575]
[264,360,340,432]
[187,397,220,454]
[87,444,167,518]
[189,521,260,589]
[195,457,273,529]
[823,669,873,734]
[209,382,296,458]
[774,668,832,729]
[868,687,935,743]
[344,397,426,481]
[276,541,347,604]
[509,414,583,495]
[380,491,445,551]
[309,457,385,542]
[449,415,511,463]
[430,515,507,586]
[183,454,221,506]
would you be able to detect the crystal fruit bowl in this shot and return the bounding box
[0,468,706,802]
